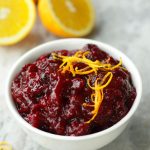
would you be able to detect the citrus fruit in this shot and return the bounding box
[38,0,95,37]
[0,0,36,45]
[0,141,12,150]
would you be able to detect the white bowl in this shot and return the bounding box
[5,38,142,150]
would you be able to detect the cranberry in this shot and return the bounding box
[66,119,90,136]
[71,78,85,90]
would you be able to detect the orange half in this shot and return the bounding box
[0,0,36,45]
[38,0,95,37]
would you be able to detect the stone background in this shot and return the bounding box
[0,0,149,149]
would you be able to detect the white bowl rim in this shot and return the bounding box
[5,38,142,141]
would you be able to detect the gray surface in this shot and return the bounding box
[0,0,150,149]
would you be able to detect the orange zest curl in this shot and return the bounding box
[52,50,122,123]
[52,51,122,76]
[83,72,113,123]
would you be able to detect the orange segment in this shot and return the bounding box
[0,0,36,45]
[38,0,95,37]
[0,141,12,150]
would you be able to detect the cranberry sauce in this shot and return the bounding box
[11,44,136,136]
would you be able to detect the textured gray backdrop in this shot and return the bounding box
[0,0,149,149]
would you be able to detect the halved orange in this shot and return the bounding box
[0,0,36,45]
[38,0,95,37]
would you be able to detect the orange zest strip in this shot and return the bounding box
[83,72,113,123]
[52,51,122,76]
[52,50,122,123]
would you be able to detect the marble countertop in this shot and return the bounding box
[0,0,150,149]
